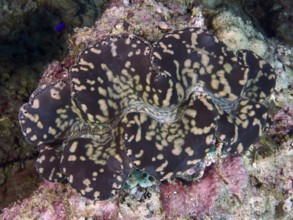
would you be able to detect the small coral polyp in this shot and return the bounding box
[19,28,276,200]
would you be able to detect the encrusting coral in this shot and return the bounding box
[160,155,248,218]
[18,27,276,200]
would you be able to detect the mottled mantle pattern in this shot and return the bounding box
[18,28,276,200]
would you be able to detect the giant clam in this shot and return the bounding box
[19,28,276,200]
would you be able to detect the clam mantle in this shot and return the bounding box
[19,28,276,200]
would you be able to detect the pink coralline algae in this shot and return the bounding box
[1,181,119,220]
[38,56,76,85]
[160,156,248,218]
[268,106,293,143]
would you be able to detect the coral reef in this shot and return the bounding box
[160,156,248,218]
[243,144,293,219]
[0,0,107,68]
[2,145,292,219]
[0,69,40,210]
[272,44,293,108]
[1,181,119,219]
[268,106,293,143]
[211,11,268,57]
[0,160,41,214]
[241,0,293,45]
[1,0,292,219]
[1,180,162,219]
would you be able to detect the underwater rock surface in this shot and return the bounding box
[241,0,293,45]
[0,0,107,67]
[1,0,292,219]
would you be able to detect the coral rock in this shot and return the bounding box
[160,156,248,218]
